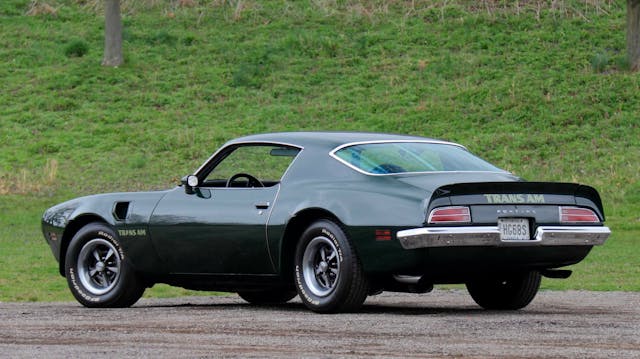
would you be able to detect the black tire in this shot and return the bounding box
[294,219,369,313]
[237,289,297,304]
[64,222,145,308]
[466,271,541,310]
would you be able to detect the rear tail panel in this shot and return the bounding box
[427,182,605,226]
[392,181,609,279]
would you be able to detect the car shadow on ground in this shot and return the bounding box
[126,298,614,317]
[136,299,523,316]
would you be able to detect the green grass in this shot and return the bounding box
[0,0,638,301]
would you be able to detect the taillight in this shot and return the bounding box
[559,207,600,223]
[428,206,471,224]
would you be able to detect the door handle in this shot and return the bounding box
[255,202,270,210]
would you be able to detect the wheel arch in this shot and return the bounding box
[279,208,345,283]
[59,214,109,276]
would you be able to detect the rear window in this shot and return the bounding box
[332,142,504,174]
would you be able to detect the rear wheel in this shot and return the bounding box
[65,222,145,308]
[294,219,369,313]
[237,289,297,304]
[466,271,541,310]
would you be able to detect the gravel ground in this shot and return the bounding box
[1,290,638,358]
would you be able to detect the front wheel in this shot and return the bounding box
[466,270,541,310]
[294,219,368,313]
[65,222,145,308]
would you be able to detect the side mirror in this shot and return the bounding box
[181,175,199,194]
[187,175,199,187]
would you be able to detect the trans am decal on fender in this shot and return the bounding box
[42,132,610,313]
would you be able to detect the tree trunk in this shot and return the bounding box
[628,0,640,71]
[102,0,123,67]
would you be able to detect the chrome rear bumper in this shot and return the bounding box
[396,226,611,250]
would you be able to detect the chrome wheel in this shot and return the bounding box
[295,220,369,312]
[77,238,121,295]
[302,236,340,297]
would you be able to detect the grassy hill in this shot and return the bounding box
[1,0,638,301]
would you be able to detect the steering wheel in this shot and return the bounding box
[226,173,264,188]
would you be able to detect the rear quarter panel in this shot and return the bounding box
[269,179,429,273]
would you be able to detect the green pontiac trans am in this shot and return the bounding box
[42,132,610,313]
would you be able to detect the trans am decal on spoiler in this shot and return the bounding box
[483,194,546,204]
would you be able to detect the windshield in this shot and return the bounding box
[332,142,504,175]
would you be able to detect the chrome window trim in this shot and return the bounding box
[329,140,508,176]
[193,141,304,180]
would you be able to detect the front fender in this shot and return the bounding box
[42,191,170,276]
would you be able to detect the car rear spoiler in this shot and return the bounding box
[429,182,605,221]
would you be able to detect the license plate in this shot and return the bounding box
[498,218,530,241]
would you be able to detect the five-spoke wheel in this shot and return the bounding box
[77,238,121,296]
[302,236,340,297]
[65,222,145,308]
[294,219,369,313]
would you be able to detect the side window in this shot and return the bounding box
[203,145,300,187]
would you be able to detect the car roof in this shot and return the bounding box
[227,132,456,150]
